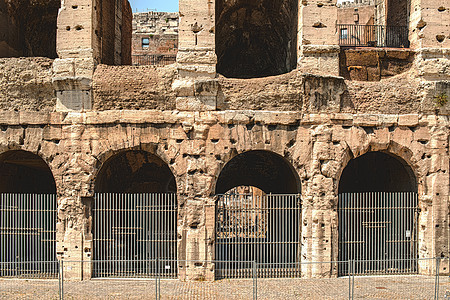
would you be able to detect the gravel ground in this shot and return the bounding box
[1,275,450,299]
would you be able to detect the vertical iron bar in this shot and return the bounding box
[435,257,441,300]
[253,260,257,300]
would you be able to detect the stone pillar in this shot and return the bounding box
[410,0,450,81]
[56,195,92,280]
[418,121,450,274]
[173,0,219,111]
[300,126,337,277]
[54,0,97,111]
[298,0,340,76]
[178,196,215,281]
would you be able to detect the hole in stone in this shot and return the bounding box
[246,123,255,130]
[436,35,445,43]
[268,125,277,131]
[176,139,183,144]
[211,139,219,143]
[438,6,446,12]
[66,26,71,31]
[230,138,236,144]
[194,262,202,267]
[363,127,374,134]
[72,5,78,9]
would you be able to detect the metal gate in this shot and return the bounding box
[0,194,57,277]
[93,193,177,278]
[215,194,301,278]
[339,192,418,275]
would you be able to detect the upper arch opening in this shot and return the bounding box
[0,150,56,193]
[215,150,300,195]
[0,0,60,58]
[215,0,298,78]
[95,150,176,193]
[339,151,417,194]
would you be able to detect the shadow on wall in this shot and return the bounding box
[215,0,298,79]
[0,150,56,193]
[339,151,417,193]
[0,0,60,58]
[215,150,300,194]
[95,150,176,193]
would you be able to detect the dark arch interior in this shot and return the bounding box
[95,150,176,193]
[0,150,56,193]
[339,152,417,193]
[0,0,60,58]
[215,0,298,78]
[215,150,300,194]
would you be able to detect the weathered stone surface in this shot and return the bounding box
[0,58,56,111]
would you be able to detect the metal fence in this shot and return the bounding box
[215,194,301,279]
[0,194,57,277]
[92,193,177,278]
[132,54,177,66]
[339,192,418,276]
[338,24,409,48]
[1,258,449,299]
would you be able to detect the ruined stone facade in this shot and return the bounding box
[131,12,178,65]
[0,0,449,281]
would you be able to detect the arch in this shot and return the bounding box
[215,150,300,195]
[95,150,176,193]
[92,149,177,278]
[214,150,301,278]
[215,0,298,78]
[0,0,59,58]
[339,151,417,193]
[0,150,56,193]
[0,150,57,276]
[338,151,418,276]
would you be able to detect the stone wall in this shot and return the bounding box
[337,4,375,25]
[340,49,415,81]
[0,109,447,279]
[0,58,56,111]
[92,64,177,110]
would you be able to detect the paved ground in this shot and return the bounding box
[1,275,450,299]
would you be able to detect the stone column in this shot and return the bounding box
[176,122,216,280]
[298,0,340,76]
[300,126,338,277]
[53,0,97,111]
[54,121,96,279]
[173,0,219,111]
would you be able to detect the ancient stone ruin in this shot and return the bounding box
[0,0,449,281]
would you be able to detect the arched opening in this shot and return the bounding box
[215,150,301,278]
[0,0,60,58]
[0,150,57,277]
[93,150,177,278]
[338,151,418,275]
[215,0,298,78]
[215,150,300,195]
